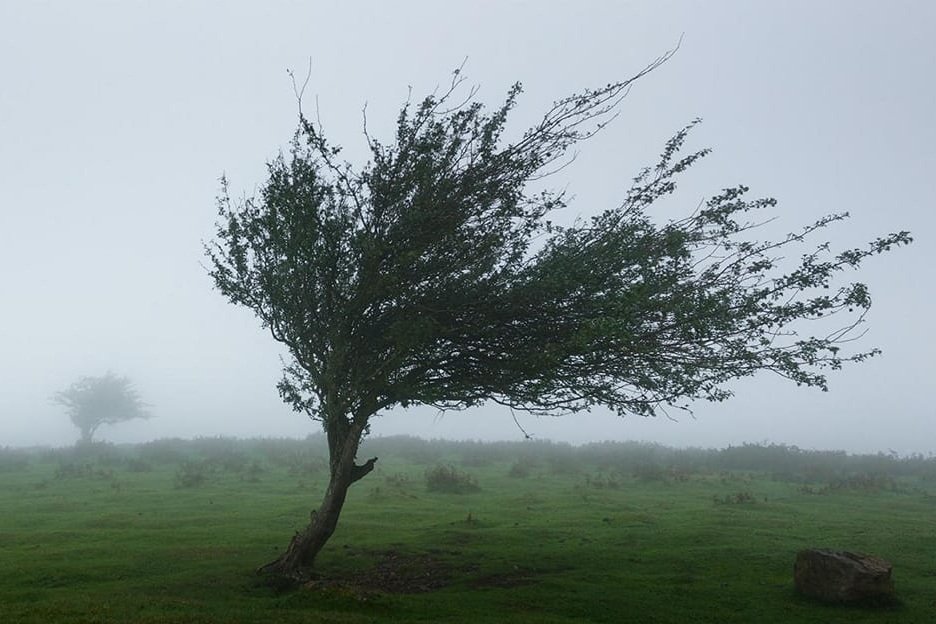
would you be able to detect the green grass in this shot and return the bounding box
[2,440,935,623]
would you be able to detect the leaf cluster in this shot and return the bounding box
[206,58,910,429]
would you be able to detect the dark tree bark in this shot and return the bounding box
[257,417,377,580]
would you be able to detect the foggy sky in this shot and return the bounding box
[1,1,933,453]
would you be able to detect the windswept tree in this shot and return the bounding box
[206,54,909,579]
[53,372,150,444]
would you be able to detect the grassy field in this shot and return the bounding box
[2,437,935,623]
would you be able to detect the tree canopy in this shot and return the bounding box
[206,57,910,578]
[53,372,150,444]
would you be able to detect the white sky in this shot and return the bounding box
[1,1,933,453]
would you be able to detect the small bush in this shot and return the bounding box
[633,464,692,483]
[240,460,265,483]
[0,448,30,472]
[55,462,113,480]
[210,452,249,474]
[282,451,327,476]
[713,491,755,505]
[55,462,92,479]
[633,463,668,482]
[174,460,210,489]
[508,459,534,478]
[425,465,480,494]
[585,473,624,490]
[827,473,897,493]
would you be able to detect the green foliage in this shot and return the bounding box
[800,474,901,496]
[54,461,112,481]
[52,372,150,443]
[425,464,481,494]
[241,460,265,483]
[713,491,756,505]
[207,68,909,430]
[633,463,691,483]
[584,472,625,489]
[507,458,534,478]
[828,473,898,492]
[174,459,210,489]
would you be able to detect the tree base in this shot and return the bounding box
[256,528,317,582]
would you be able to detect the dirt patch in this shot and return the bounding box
[304,549,476,595]
[352,549,458,593]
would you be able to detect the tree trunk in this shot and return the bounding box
[76,428,94,448]
[256,474,351,580]
[257,418,376,581]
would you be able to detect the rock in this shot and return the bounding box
[794,549,895,604]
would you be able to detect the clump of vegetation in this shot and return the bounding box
[632,463,667,483]
[425,465,480,494]
[827,473,898,493]
[0,448,30,472]
[240,460,265,483]
[174,460,211,489]
[800,472,900,496]
[713,491,756,505]
[54,461,113,481]
[584,473,624,490]
[281,450,327,476]
[189,437,253,475]
[508,459,535,478]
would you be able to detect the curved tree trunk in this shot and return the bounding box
[78,422,98,445]
[257,417,376,581]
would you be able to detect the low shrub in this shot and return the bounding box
[713,491,756,505]
[281,451,327,476]
[508,459,534,479]
[240,460,265,483]
[633,464,692,483]
[0,448,30,472]
[174,460,211,489]
[55,461,113,480]
[585,472,624,490]
[827,473,897,493]
[425,465,480,494]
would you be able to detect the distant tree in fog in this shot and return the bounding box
[52,372,150,444]
[206,54,910,580]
